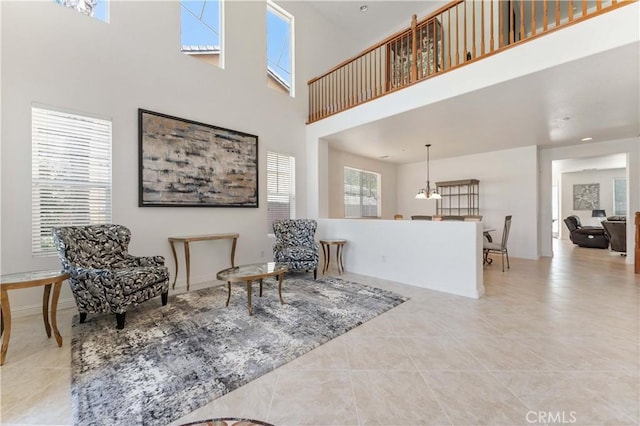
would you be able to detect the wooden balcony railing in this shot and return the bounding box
[307,0,635,123]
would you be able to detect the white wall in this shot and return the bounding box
[396,146,539,260]
[0,0,361,315]
[559,168,625,236]
[318,218,484,299]
[327,148,398,219]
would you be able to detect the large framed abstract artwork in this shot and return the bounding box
[573,183,599,210]
[138,109,258,207]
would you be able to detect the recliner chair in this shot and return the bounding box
[602,219,626,253]
[563,215,609,249]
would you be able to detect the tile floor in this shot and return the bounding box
[1,239,638,425]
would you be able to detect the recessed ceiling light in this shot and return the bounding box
[581,137,593,141]
[359,4,368,12]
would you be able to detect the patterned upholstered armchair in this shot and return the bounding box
[273,219,319,280]
[52,224,169,329]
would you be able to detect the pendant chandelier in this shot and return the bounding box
[415,144,441,200]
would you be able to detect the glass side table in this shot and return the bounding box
[0,270,70,365]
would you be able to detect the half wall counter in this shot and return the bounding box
[317,218,484,298]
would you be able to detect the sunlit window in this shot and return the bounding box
[267,1,294,96]
[344,167,380,218]
[267,151,295,234]
[613,178,627,216]
[31,106,112,256]
[181,0,223,68]
[53,0,109,22]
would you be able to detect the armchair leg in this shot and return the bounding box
[313,268,317,280]
[115,313,126,329]
[161,291,168,306]
[79,312,87,323]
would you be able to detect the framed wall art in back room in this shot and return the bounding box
[138,109,258,207]
[572,183,599,210]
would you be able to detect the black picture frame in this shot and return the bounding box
[138,109,258,207]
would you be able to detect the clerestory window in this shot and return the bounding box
[266,1,294,96]
[181,0,224,68]
[53,0,109,22]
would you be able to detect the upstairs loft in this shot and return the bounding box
[306,0,637,124]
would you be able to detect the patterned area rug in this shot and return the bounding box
[71,276,407,425]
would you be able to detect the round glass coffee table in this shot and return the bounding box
[216,262,288,315]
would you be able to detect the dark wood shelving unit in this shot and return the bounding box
[436,179,480,216]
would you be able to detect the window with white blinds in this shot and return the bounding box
[31,106,112,256]
[267,151,295,234]
[344,166,381,218]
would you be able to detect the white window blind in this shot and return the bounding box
[344,166,381,218]
[31,106,112,256]
[267,151,295,234]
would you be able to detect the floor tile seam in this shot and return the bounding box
[483,369,640,377]
[0,366,70,372]
[346,370,362,426]
[483,364,551,415]
[344,334,415,367]
[0,365,71,371]
[264,367,280,425]
[284,367,355,372]
[579,341,640,362]
[338,318,362,426]
[574,379,639,424]
[0,386,69,422]
[407,353,454,426]
[339,329,362,426]
[347,368,427,372]
[449,335,494,372]
[407,335,491,372]
[391,333,486,338]
[478,336,581,371]
[502,335,627,372]
[351,368,505,373]
[468,316,504,336]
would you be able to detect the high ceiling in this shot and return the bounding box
[305,1,639,164]
[306,1,448,46]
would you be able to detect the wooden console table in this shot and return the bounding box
[0,270,69,365]
[168,233,239,291]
